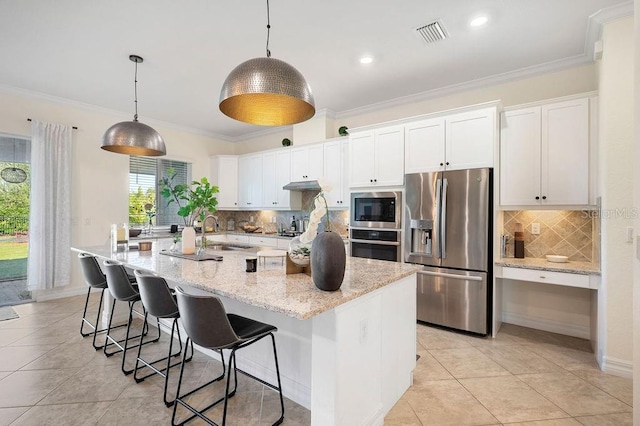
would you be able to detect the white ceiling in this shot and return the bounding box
[0,0,632,141]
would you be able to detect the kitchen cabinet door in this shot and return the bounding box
[446,108,496,171]
[262,152,277,208]
[500,97,591,207]
[374,126,405,186]
[323,139,348,208]
[348,131,375,187]
[542,98,589,205]
[238,154,262,208]
[263,150,302,210]
[500,107,542,206]
[210,155,238,209]
[405,118,446,173]
[290,144,324,181]
[349,126,403,188]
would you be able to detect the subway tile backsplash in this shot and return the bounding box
[503,210,595,262]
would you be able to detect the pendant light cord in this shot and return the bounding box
[265,0,271,58]
[133,59,139,121]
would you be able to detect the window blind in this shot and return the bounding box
[129,157,191,226]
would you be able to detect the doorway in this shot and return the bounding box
[0,135,31,306]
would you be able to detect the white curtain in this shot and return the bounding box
[27,120,73,291]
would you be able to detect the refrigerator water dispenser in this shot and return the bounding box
[410,219,433,256]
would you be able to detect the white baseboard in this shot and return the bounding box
[600,356,633,378]
[502,312,590,340]
[33,285,87,302]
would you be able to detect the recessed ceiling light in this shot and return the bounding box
[360,56,373,65]
[470,16,488,27]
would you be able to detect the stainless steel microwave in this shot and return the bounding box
[350,191,402,229]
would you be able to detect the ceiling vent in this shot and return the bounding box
[415,20,448,43]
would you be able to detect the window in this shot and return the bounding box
[129,157,191,227]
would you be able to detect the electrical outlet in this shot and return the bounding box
[531,223,540,235]
[250,216,254,223]
[343,217,349,226]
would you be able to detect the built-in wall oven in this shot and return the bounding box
[350,191,402,262]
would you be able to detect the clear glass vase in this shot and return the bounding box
[288,236,311,267]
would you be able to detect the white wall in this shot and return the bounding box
[0,90,235,299]
[598,16,634,374]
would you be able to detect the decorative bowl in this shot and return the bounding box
[129,228,142,237]
[545,255,568,263]
[138,241,153,251]
[288,236,311,266]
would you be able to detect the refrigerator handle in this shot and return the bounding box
[435,178,442,259]
[441,178,448,259]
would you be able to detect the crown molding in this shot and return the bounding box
[0,84,235,142]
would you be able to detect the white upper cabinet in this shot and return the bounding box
[210,155,239,209]
[349,125,404,187]
[323,138,349,208]
[405,107,496,173]
[262,150,301,210]
[290,144,324,181]
[500,97,592,207]
[405,118,445,173]
[237,154,262,208]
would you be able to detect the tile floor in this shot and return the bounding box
[0,295,633,425]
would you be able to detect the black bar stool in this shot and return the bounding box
[171,286,285,426]
[102,260,160,375]
[77,253,132,350]
[133,270,194,407]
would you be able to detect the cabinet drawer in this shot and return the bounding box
[501,267,591,289]
[248,236,277,247]
[227,234,250,244]
[277,238,291,250]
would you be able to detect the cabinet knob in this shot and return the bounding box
[446,162,449,166]
[374,179,377,183]
[535,196,540,200]
[440,163,444,166]
[542,196,547,200]
[370,179,373,183]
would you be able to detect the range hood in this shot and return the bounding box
[282,180,321,191]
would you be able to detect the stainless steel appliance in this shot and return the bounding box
[404,169,492,335]
[350,191,402,229]
[350,191,402,262]
[350,228,401,262]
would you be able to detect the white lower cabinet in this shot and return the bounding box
[248,236,278,247]
[500,266,594,289]
[227,234,250,244]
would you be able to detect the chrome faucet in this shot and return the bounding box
[202,215,220,247]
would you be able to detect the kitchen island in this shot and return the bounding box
[72,240,420,426]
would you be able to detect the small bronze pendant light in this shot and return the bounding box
[101,55,166,156]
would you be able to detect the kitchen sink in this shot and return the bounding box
[208,244,254,251]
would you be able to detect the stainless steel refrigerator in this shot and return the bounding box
[404,169,492,335]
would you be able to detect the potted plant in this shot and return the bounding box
[160,168,219,254]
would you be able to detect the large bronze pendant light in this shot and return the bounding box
[101,55,166,156]
[219,0,315,126]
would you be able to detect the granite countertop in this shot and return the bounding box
[495,257,600,275]
[72,240,419,320]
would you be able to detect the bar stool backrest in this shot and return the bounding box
[174,286,239,350]
[134,270,179,318]
[103,260,139,302]
[78,253,106,288]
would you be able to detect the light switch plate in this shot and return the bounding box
[531,223,540,235]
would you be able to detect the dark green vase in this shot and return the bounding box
[311,231,346,291]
